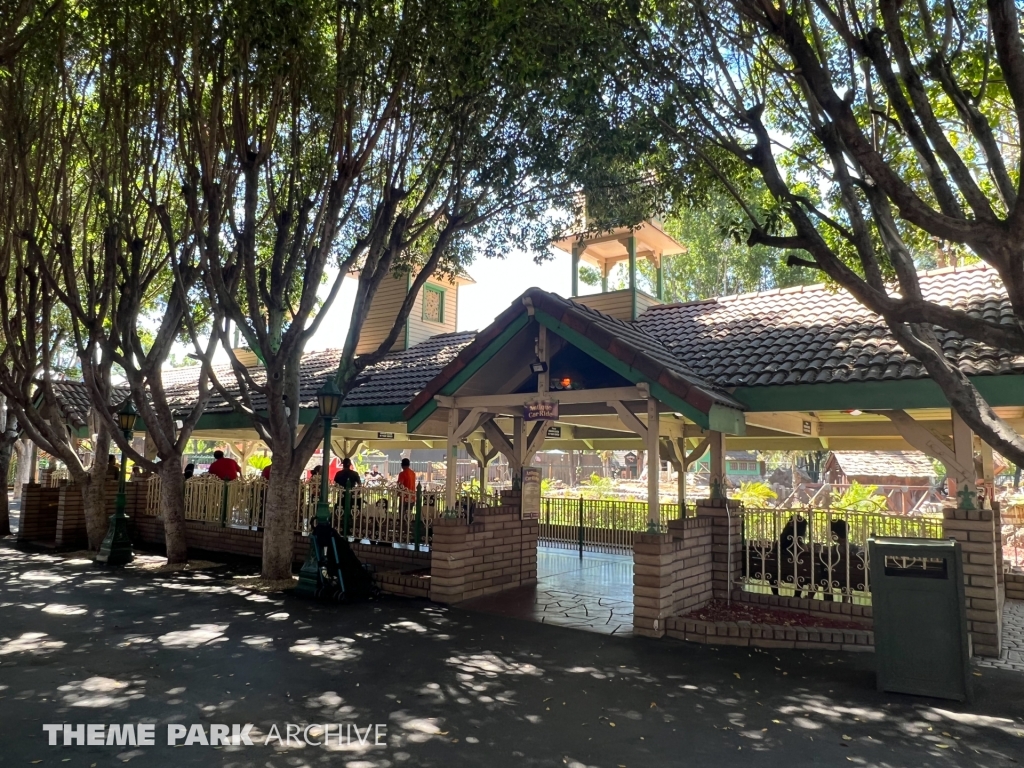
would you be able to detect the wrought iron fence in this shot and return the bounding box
[1002,506,1024,572]
[538,497,690,553]
[737,507,944,602]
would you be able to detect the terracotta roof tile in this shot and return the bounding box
[634,265,1024,388]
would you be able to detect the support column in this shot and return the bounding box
[950,409,974,499]
[647,397,660,528]
[446,409,459,510]
[709,431,726,499]
[656,255,665,301]
[627,235,638,320]
[979,439,995,509]
[571,241,582,297]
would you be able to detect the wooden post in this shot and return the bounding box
[950,409,973,500]
[647,397,660,528]
[537,325,549,393]
[709,431,726,499]
[627,235,638,320]
[980,439,995,509]
[656,255,665,301]
[446,409,458,510]
[571,241,582,297]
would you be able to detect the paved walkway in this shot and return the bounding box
[2,540,1024,767]
[976,599,1024,673]
[458,546,634,635]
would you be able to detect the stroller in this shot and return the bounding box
[308,521,379,602]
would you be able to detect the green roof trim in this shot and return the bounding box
[731,373,1024,412]
[406,312,531,433]
[533,310,746,434]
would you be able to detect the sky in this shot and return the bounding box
[303,247,575,351]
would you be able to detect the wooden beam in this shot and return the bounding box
[436,386,648,410]
[482,418,518,471]
[745,411,820,437]
[525,421,550,462]
[452,407,488,443]
[868,409,972,485]
[610,401,648,440]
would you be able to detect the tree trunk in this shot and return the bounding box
[159,463,189,564]
[12,439,30,500]
[262,466,300,580]
[0,438,12,536]
[82,430,112,550]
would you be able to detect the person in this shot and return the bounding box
[398,458,416,495]
[183,463,195,480]
[333,458,362,489]
[366,464,384,487]
[208,450,241,481]
[106,454,119,479]
[262,463,272,480]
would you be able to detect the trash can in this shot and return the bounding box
[868,537,971,702]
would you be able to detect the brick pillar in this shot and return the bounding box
[943,507,1001,657]
[55,483,88,548]
[697,498,742,599]
[633,532,678,638]
[17,484,60,543]
[429,518,474,604]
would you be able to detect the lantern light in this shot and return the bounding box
[317,379,342,419]
[118,400,138,433]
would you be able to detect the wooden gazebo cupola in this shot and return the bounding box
[552,219,687,321]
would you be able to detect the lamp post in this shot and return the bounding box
[96,399,138,566]
[296,380,343,596]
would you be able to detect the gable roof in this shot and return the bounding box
[827,451,937,480]
[634,264,1022,388]
[404,287,745,427]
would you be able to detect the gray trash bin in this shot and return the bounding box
[868,537,971,702]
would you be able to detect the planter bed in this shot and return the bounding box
[667,599,874,651]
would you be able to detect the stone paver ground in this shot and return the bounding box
[459,547,634,635]
[2,540,1024,768]
[975,598,1024,673]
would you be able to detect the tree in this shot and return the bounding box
[604,0,1024,467]
[175,0,566,579]
[0,5,118,548]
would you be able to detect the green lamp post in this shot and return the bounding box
[95,399,138,566]
[296,379,343,595]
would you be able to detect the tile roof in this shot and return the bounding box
[405,288,745,420]
[160,331,477,417]
[828,451,937,479]
[41,381,132,429]
[633,264,1024,388]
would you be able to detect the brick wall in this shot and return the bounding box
[696,499,743,599]
[728,590,873,626]
[428,490,538,604]
[1006,572,1024,602]
[942,507,1002,658]
[632,516,714,638]
[17,484,61,543]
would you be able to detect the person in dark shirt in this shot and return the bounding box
[333,458,362,489]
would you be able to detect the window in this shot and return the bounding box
[423,284,445,324]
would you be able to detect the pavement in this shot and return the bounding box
[460,548,634,635]
[976,599,1024,673]
[2,541,1024,768]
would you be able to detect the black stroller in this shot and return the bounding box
[308,521,378,602]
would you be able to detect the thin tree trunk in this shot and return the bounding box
[12,439,30,500]
[262,466,300,580]
[159,463,188,563]
[0,438,12,536]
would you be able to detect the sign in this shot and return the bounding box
[802,420,812,435]
[376,432,395,439]
[545,425,562,439]
[524,399,558,422]
[520,467,541,520]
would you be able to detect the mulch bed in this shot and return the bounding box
[680,599,865,630]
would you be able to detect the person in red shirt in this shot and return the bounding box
[208,450,241,481]
[397,458,416,494]
[261,464,271,480]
